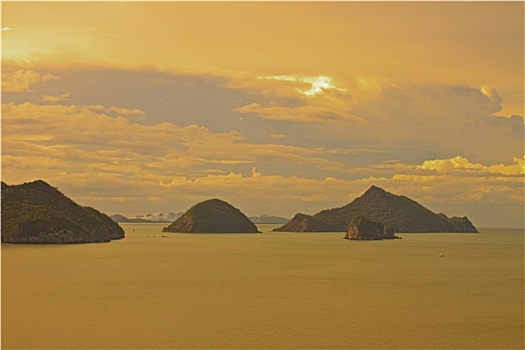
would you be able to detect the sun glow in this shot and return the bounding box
[260,75,343,96]
[301,76,336,96]
[479,85,502,102]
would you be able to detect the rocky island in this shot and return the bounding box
[274,185,478,233]
[1,180,125,243]
[163,198,260,233]
[344,216,400,240]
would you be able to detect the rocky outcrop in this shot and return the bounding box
[344,216,400,240]
[1,180,125,244]
[274,185,478,233]
[163,198,260,233]
[382,226,398,239]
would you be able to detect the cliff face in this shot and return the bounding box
[163,198,260,233]
[274,186,478,233]
[1,180,125,244]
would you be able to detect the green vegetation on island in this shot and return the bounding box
[163,198,260,233]
[1,180,125,243]
[274,186,478,233]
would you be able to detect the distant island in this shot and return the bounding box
[274,186,478,233]
[110,214,151,223]
[1,180,125,243]
[112,213,286,224]
[163,198,260,233]
[110,213,182,223]
[249,215,289,224]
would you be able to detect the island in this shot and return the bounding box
[1,180,125,243]
[274,185,478,233]
[344,216,400,240]
[249,215,289,224]
[110,214,171,223]
[163,198,260,233]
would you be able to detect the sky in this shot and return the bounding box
[1,2,524,228]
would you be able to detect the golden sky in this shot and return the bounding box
[2,2,524,227]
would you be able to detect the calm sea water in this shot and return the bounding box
[2,224,523,349]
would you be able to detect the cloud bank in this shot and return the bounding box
[2,69,59,92]
[0,63,522,228]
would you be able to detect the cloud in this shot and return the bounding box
[265,133,285,139]
[2,70,59,92]
[1,102,347,185]
[0,101,361,216]
[227,71,522,165]
[2,98,522,226]
[229,78,522,183]
[417,156,524,176]
[259,75,346,96]
[6,66,519,169]
[106,106,146,116]
[155,168,393,212]
[136,160,523,227]
[1,66,522,227]
[391,171,523,206]
[343,83,523,164]
[354,76,397,93]
[227,72,360,125]
[40,93,72,102]
[390,155,524,209]
[479,85,502,104]
[232,103,366,123]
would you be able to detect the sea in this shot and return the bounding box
[2,224,523,349]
